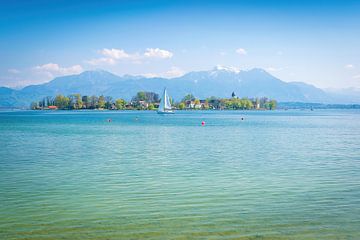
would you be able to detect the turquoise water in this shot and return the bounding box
[0,110,359,239]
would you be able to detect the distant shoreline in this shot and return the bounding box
[2,106,360,111]
[2,102,360,111]
[278,102,360,109]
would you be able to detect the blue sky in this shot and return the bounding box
[1,0,360,89]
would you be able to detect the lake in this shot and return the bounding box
[0,110,359,239]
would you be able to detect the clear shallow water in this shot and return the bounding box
[0,110,359,239]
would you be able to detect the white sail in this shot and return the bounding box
[164,89,172,110]
[158,91,165,112]
[158,88,173,114]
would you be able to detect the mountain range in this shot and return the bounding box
[1,66,359,108]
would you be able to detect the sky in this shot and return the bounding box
[1,0,360,89]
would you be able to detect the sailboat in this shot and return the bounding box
[157,88,174,114]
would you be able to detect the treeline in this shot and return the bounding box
[31,91,277,110]
[31,94,128,110]
[178,94,277,110]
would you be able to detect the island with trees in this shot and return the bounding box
[31,91,277,110]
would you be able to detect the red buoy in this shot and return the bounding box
[201,121,205,126]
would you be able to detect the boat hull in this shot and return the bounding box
[157,110,174,114]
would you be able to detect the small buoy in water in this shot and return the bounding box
[241,117,244,121]
[107,118,112,122]
[201,121,205,126]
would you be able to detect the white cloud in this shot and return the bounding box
[101,48,130,59]
[34,63,83,78]
[87,47,173,66]
[87,48,138,66]
[144,48,173,59]
[235,48,247,55]
[345,64,354,69]
[8,68,20,74]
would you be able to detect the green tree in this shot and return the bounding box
[232,98,243,109]
[75,94,83,109]
[54,95,70,109]
[132,91,159,103]
[224,99,233,109]
[137,92,146,101]
[178,102,185,110]
[241,98,253,110]
[98,95,106,109]
[69,94,82,109]
[115,99,126,110]
[89,96,98,109]
[68,95,76,109]
[202,100,209,109]
[148,103,155,110]
[181,94,195,102]
[268,100,277,110]
[82,96,89,109]
[207,96,221,109]
[105,96,113,109]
